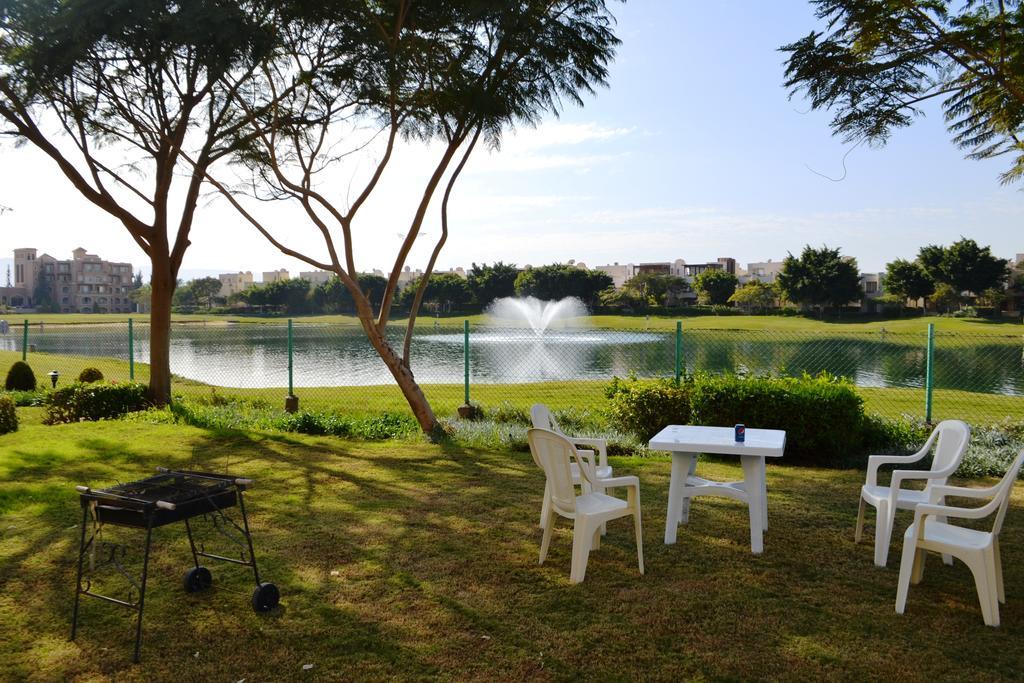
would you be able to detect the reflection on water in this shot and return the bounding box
[0,324,1021,395]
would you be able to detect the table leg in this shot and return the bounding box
[761,457,768,532]
[664,452,693,545]
[741,455,764,554]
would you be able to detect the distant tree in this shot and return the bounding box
[622,273,690,307]
[129,284,151,311]
[884,259,935,307]
[132,271,144,289]
[314,274,388,314]
[189,277,222,309]
[976,287,1007,312]
[514,264,612,307]
[467,262,519,307]
[931,283,961,313]
[241,279,310,314]
[33,270,59,313]
[777,245,862,314]
[917,245,947,283]
[400,273,471,312]
[692,269,739,306]
[172,280,197,308]
[783,0,1024,184]
[599,285,651,311]
[729,281,778,313]
[940,238,1009,295]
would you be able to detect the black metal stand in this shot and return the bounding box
[70,473,277,663]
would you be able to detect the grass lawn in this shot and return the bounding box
[2,419,1024,681]
[10,311,1024,335]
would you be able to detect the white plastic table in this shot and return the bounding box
[649,425,786,554]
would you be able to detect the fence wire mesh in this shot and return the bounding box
[2,319,1022,425]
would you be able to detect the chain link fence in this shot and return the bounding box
[1,319,1022,425]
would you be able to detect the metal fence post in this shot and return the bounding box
[284,319,298,413]
[21,319,28,361]
[464,319,470,405]
[128,318,135,381]
[925,323,935,423]
[675,320,683,383]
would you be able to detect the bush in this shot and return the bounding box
[5,361,36,391]
[605,376,692,440]
[2,389,47,407]
[44,382,149,424]
[77,367,104,383]
[0,394,17,434]
[607,372,874,466]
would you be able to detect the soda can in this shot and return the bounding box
[735,423,745,442]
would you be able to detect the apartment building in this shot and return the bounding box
[218,271,254,297]
[298,270,333,286]
[745,260,784,284]
[262,269,290,284]
[6,247,134,313]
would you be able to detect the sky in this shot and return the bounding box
[1,0,1022,283]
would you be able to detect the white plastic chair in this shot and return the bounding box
[531,404,613,530]
[527,428,643,584]
[856,419,970,567]
[896,451,1024,626]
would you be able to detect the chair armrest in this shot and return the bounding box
[599,475,639,491]
[913,502,993,526]
[928,483,1001,504]
[571,436,609,467]
[572,449,597,485]
[866,451,928,487]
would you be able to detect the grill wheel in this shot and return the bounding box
[184,566,213,593]
[252,582,280,612]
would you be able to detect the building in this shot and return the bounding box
[594,262,636,288]
[744,260,784,284]
[858,272,886,313]
[6,247,134,313]
[262,269,289,284]
[218,271,254,297]
[682,257,736,278]
[298,270,333,286]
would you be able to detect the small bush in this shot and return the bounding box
[605,376,692,441]
[2,390,47,407]
[0,394,17,434]
[44,382,149,424]
[862,415,930,454]
[5,361,36,391]
[77,367,104,383]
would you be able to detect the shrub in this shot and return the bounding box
[77,367,104,383]
[5,361,36,391]
[687,372,866,465]
[44,382,149,424]
[0,394,17,434]
[605,376,692,440]
[2,389,47,407]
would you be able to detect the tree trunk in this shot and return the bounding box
[363,322,440,436]
[148,253,175,406]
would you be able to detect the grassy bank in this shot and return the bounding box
[8,311,1024,335]
[3,348,1021,427]
[2,419,1023,681]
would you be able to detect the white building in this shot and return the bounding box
[744,260,784,284]
[218,271,253,297]
[298,270,333,285]
[594,262,636,288]
[262,269,289,284]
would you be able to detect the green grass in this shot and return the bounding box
[2,419,1024,681]
[10,311,1024,335]
[4,348,1021,426]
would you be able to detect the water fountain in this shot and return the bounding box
[485,296,588,335]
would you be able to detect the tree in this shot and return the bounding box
[202,2,620,435]
[242,279,310,314]
[598,284,651,312]
[620,273,690,307]
[514,265,613,307]
[940,238,1009,295]
[729,281,778,313]
[931,282,961,313]
[33,270,58,313]
[884,259,935,307]
[400,273,471,312]
[467,262,519,307]
[692,269,738,306]
[0,0,288,404]
[783,1,1024,184]
[917,245,947,284]
[189,277,222,309]
[777,245,863,314]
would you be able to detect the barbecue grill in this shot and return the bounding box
[71,468,279,662]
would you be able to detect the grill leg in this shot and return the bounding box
[133,519,154,664]
[236,489,262,585]
[184,518,201,569]
[70,506,89,641]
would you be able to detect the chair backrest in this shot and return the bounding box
[924,420,971,495]
[527,428,579,516]
[992,451,1024,536]
[530,403,563,435]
